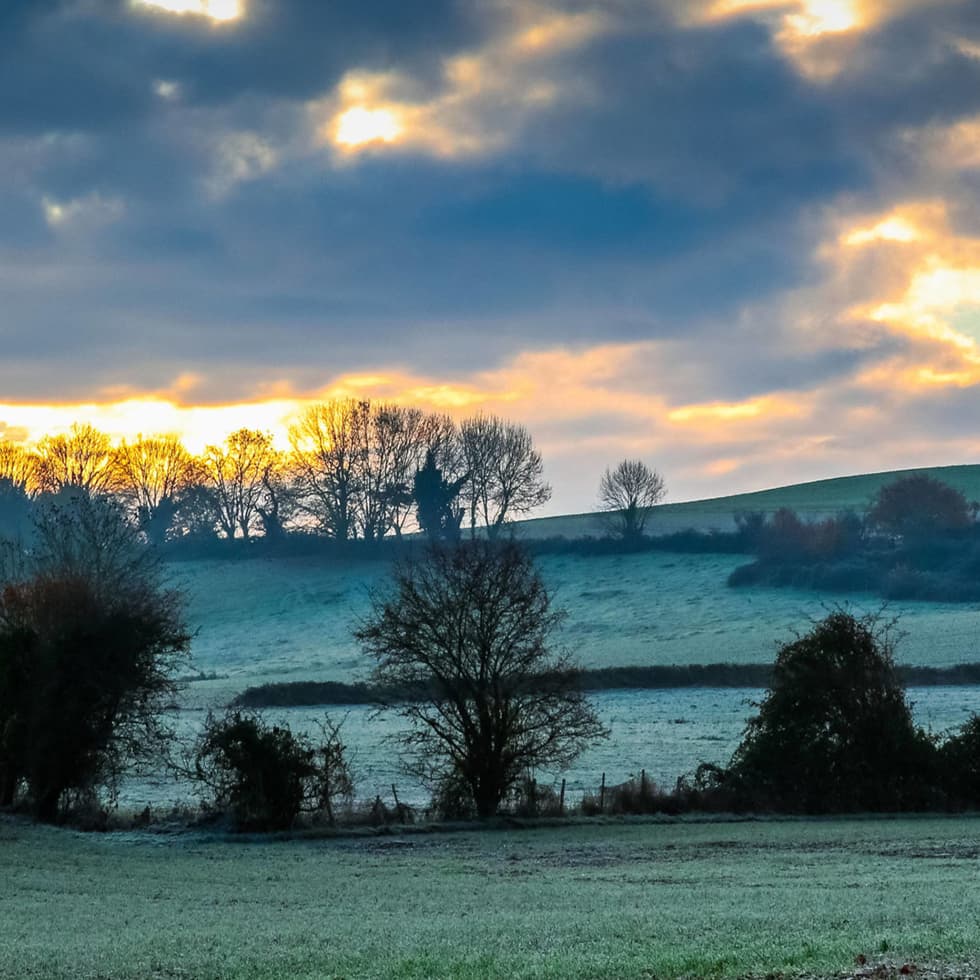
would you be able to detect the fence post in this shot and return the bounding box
[559,778,566,816]
[599,772,606,813]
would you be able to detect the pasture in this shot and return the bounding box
[3,814,979,979]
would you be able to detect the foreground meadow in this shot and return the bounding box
[3,815,980,979]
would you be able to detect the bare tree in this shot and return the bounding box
[358,404,429,541]
[36,423,115,495]
[199,429,277,539]
[598,459,666,540]
[289,400,366,541]
[357,541,607,818]
[111,435,196,546]
[459,415,551,538]
[0,442,39,494]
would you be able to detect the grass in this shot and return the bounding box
[516,463,980,539]
[3,814,980,979]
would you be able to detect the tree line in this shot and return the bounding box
[728,472,980,600]
[0,403,553,545]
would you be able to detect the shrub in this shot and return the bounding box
[506,775,563,818]
[193,711,353,831]
[0,494,189,822]
[722,610,937,813]
[869,473,972,538]
[939,715,980,808]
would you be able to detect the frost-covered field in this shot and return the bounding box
[173,550,980,688]
[135,551,980,809]
[3,814,980,979]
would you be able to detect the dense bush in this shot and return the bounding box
[868,473,973,537]
[193,711,353,831]
[0,493,189,822]
[716,611,937,813]
[939,715,980,808]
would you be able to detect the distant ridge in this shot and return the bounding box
[514,463,980,539]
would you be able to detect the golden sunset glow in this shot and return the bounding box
[703,0,862,35]
[0,399,298,454]
[668,396,801,424]
[784,0,860,36]
[131,0,242,22]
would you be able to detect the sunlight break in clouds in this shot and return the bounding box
[335,107,403,148]
[131,0,242,22]
[834,203,980,369]
[321,7,609,159]
[696,0,922,78]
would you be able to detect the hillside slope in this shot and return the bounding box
[515,463,980,539]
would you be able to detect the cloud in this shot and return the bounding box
[0,0,979,510]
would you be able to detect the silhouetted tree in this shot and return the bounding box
[721,610,934,812]
[112,435,196,546]
[357,541,607,818]
[289,400,366,541]
[459,415,551,538]
[413,450,467,543]
[0,442,38,494]
[200,429,277,539]
[597,459,666,540]
[0,493,189,820]
[35,423,114,495]
[868,474,972,538]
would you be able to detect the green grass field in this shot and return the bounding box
[4,815,980,979]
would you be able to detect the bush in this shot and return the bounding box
[721,610,937,813]
[939,715,980,808]
[428,769,477,821]
[193,711,353,831]
[505,775,563,818]
[0,493,189,822]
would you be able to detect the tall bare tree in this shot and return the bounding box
[357,541,607,818]
[597,459,666,540]
[459,415,551,539]
[289,400,367,541]
[112,435,196,546]
[35,423,115,495]
[199,429,277,539]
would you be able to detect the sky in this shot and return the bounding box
[3,0,980,514]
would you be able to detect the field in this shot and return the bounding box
[4,814,980,979]
[517,463,980,538]
[154,478,980,806]
[11,467,980,979]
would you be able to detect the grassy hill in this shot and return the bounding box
[514,463,980,539]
